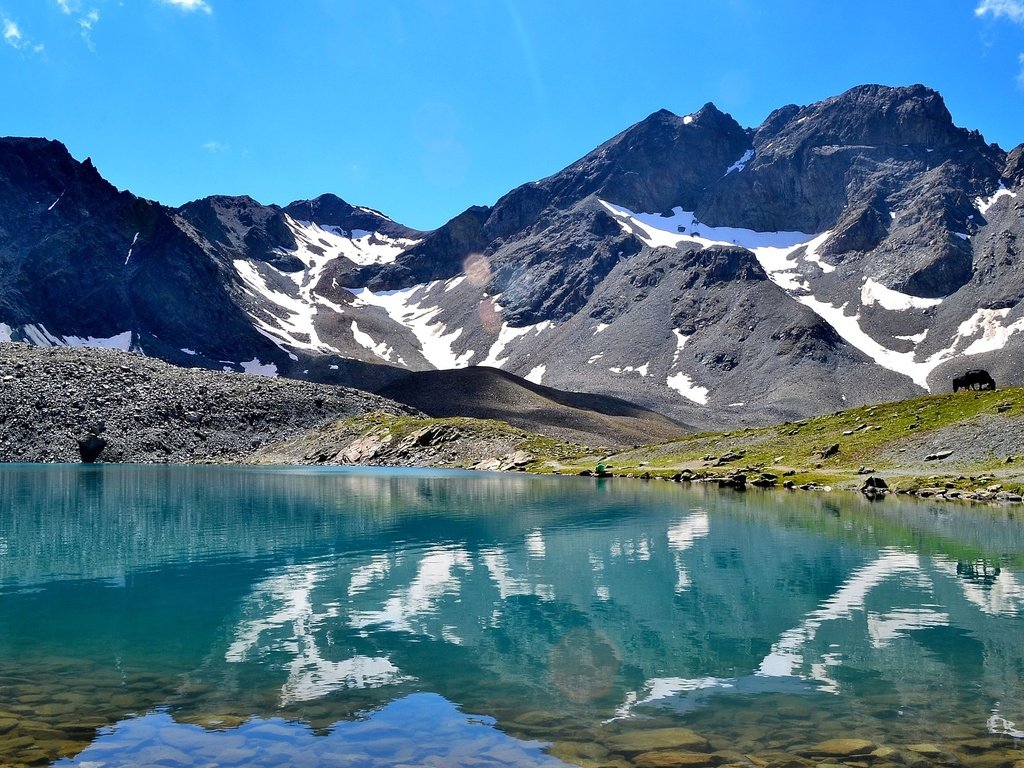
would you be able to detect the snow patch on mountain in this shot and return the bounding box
[125,232,139,266]
[240,358,279,376]
[958,309,1024,355]
[610,363,650,376]
[228,213,415,360]
[601,200,1013,391]
[975,183,1017,215]
[667,373,709,404]
[601,201,826,290]
[525,364,546,384]
[480,310,553,368]
[350,320,395,362]
[667,329,707,403]
[289,219,419,268]
[600,201,817,253]
[801,232,835,274]
[861,278,943,311]
[671,329,690,365]
[795,296,940,388]
[793,298,1023,390]
[725,149,753,175]
[4,324,135,352]
[233,259,337,357]
[348,279,474,369]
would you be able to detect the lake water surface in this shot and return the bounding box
[1,465,1023,767]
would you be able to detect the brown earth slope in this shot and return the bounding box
[375,366,688,449]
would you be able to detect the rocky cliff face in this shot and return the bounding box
[1,84,1021,429]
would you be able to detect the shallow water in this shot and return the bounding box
[1,464,1023,767]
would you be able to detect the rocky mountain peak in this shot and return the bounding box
[178,195,299,271]
[546,103,750,215]
[0,137,123,213]
[697,84,1003,233]
[1006,143,1024,188]
[759,84,965,153]
[283,193,421,240]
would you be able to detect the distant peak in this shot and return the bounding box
[694,102,725,118]
[640,108,679,123]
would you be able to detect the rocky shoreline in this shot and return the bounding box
[3,343,1024,509]
[0,343,413,464]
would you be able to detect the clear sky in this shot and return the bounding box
[2,0,1023,231]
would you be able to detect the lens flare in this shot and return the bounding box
[478,299,501,333]
[464,253,491,287]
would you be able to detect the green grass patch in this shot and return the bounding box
[554,387,1024,486]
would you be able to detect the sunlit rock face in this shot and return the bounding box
[1,84,1022,428]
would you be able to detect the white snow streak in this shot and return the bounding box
[601,199,1023,392]
[524,364,546,384]
[125,231,139,266]
[861,278,943,311]
[671,328,690,366]
[350,320,395,362]
[794,296,940,388]
[666,372,709,404]
[240,358,279,376]
[290,220,418,268]
[724,149,753,175]
[480,312,552,368]
[348,280,474,369]
[958,308,1024,355]
[666,329,707,402]
[600,200,818,253]
[800,231,835,274]
[16,324,134,352]
[233,259,335,357]
[610,363,650,377]
[47,191,64,211]
[975,183,1017,215]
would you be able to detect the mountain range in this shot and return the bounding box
[1,83,1021,430]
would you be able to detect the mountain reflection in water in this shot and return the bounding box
[1,464,1023,767]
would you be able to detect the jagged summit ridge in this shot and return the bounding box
[0,82,1021,432]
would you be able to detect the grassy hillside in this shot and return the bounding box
[259,387,1024,498]
[556,386,1024,494]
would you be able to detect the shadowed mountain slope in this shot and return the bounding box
[376,366,688,448]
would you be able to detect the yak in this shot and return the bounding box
[953,369,996,392]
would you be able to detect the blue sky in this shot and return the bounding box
[2,1,1023,231]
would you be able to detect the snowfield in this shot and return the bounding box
[603,200,1024,393]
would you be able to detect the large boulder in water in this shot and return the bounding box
[77,422,107,463]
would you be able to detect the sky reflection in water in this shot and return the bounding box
[1,464,1023,766]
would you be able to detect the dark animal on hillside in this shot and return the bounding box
[952,369,996,392]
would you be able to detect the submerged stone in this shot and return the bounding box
[634,750,718,767]
[800,738,875,757]
[605,727,709,754]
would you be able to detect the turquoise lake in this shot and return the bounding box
[1,465,1023,767]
